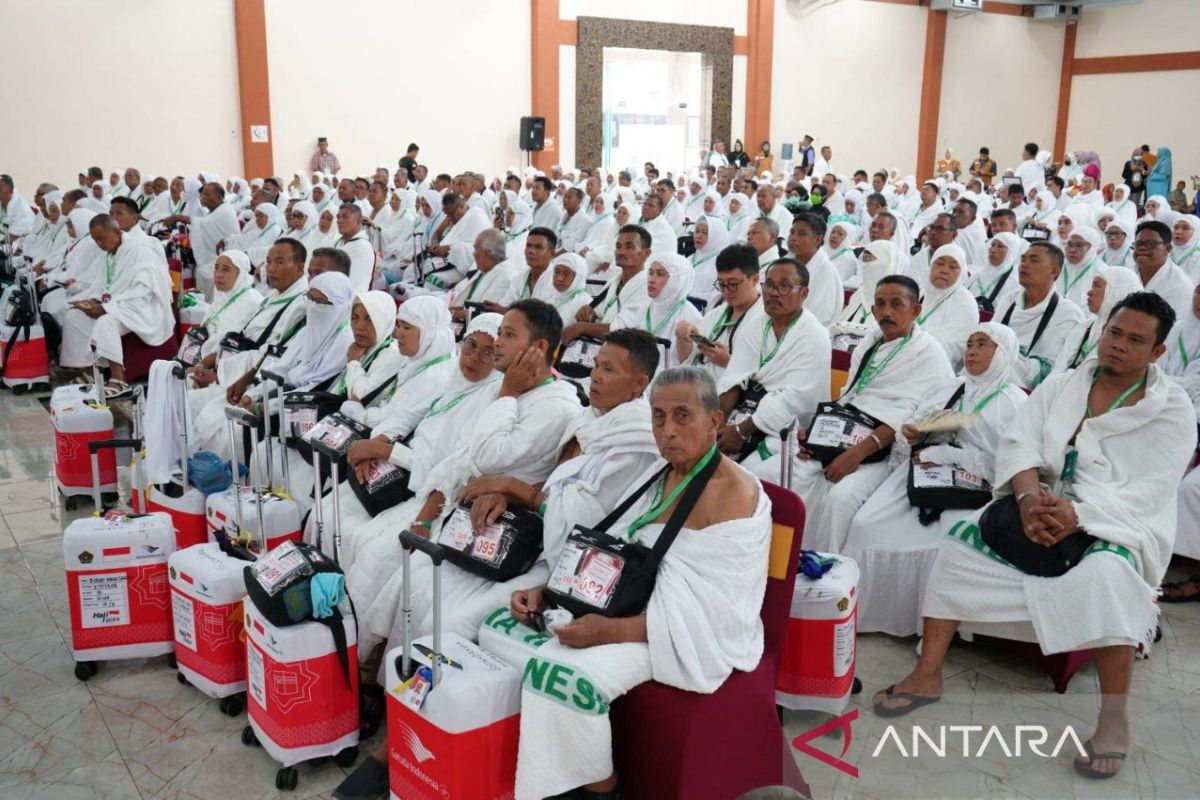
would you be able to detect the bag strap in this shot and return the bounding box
[1027,293,1059,354]
[987,268,1013,303]
[590,463,671,533]
[844,339,882,396]
[643,446,723,569]
[359,373,397,407]
[915,383,966,449]
[589,283,611,309]
[252,296,299,348]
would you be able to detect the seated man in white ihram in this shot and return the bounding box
[875,291,1195,782]
[477,366,771,800]
[160,181,239,300]
[792,275,954,553]
[843,323,1026,636]
[716,257,831,482]
[59,214,173,393]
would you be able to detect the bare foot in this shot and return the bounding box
[872,670,943,714]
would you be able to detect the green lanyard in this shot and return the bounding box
[706,307,734,341]
[464,272,485,302]
[758,313,802,368]
[425,377,498,420]
[601,279,625,317]
[1179,336,1200,369]
[645,298,686,336]
[334,336,394,394]
[916,291,954,325]
[1172,244,1198,266]
[829,247,853,262]
[691,251,718,271]
[626,443,718,540]
[1064,370,1147,481]
[850,334,911,396]
[504,226,529,243]
[556,288,587,310]
[385,351,453,400]
[171,198,185,214]
[203,285,253,326]
[973,268,1009,297]
[957,381,1009,414]
[1061,257,1096,296]
[104,254,115,289]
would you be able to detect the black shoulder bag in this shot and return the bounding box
[544,449,721,618]
[978,495,1096,578]
[803,340,891,466]
[435,500,545,582]
[906,385,993,524]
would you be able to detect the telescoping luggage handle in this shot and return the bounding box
[223,405,268,555]
[258,368,292,498]
[398,529,447,688]
[87,438,143,515]
[780,423,795,491]
[168,362,191,489]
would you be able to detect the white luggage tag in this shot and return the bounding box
[396,665,434,711]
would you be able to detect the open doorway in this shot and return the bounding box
[601,47,711,176]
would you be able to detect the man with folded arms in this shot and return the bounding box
[875,292,1194,782]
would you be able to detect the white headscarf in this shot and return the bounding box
[292,171,312,200]
[1170,215,1200,267]
[546,253,589,310]
[961,322,1020,402]
[465,311,503,341]
[1032,189,1060,226]
[858,240,900,302]
[396,294,455,363]
[644,252,696,337]
[1165,284,1200,377]
[419,189,445,240]
[1068,226,1104,261]
[357,290,398,346]
[291,200,318,237]
[505,191,533,234]
[823,221,857,261]
[253,202,282,233]
[701,189,727,222]
[205,250,257,321]
[1107,184,1137,225]
[285,271,355,389]
[1103,218,1135,265]
[1143,195,1169,221]
[66,208,98,241]
[312,183,333,213]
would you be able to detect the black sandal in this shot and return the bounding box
[872,684,941,718]
[359,683,386,738]
[1073,738,1126,779]
[1159,574,1200,603]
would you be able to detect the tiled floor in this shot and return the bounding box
[3,388,1200,799]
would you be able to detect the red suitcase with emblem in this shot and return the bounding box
[65,440,176,681]
[51,377,117,503]
[0,274,50,392]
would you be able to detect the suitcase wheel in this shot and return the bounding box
[176,672,188,686]
[240,725,259,747]
[166,652,177,669]
[11,384,26,396]
[64,496,78,511]
[275,766,298,791]
[218,694,245,717]
[333,746,359,768]
[73,661,98,681]
[852,676,863,695]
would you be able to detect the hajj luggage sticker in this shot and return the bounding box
[79,573,130,628]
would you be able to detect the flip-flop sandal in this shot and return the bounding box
[1073,738,1126,780]
[1159,575,1200,603]
[872,684,941,718]
[103,380,132,401]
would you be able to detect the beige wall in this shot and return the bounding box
[1075,0,1200,58]
[771,0,928,178]
[0,0,242,197]
[264,0,531,181]
[938,11,1064,178]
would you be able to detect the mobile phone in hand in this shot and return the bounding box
[689,333,712,346]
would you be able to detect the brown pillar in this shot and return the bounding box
[233,0,274,179]
[915,9,947,181]
[1053,24,1077,164]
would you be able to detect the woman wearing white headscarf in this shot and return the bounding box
[545,253,591,324]
[1054,265,1142,373]
[1140,195,1170,223]
[919,243,980,370]
[700,189,727,225]
[308,206,341,253]
[1102,218,1136,268]
[186,250,263,361]
[23,191,69,265]
[1107,184,1137,226]
[823,220,859,287]
[1052,204,1094,249]
[502,191,533,265]
[311,183,335,215]
[291,171,313,200]
[689,214,730,304]
[968,232,1024,304]
[287,200,321,258]
[182,177,204,218]
[1030,189,1060,231]
[578,194,618,276]
[1060,226,1104,310]
[231,204,284,274]
[726,194,753,244]
[843,322,1026,635]
[274,271,356,391]
[379,190,417,280]
[614,252,700,367]
[836,240,899,328]
[38,208,103,328]
[1170,215,1200,282]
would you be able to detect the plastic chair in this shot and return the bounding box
[610,481,811,800]
[120,332,180,383]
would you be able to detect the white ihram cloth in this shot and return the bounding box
[191,249,263,360]
[190,202,240,299]
[795,249,843,327]
[595,269,650,327]
[0,190,37,237]
[579,209,617,273]
[1053,266,1142,373]
[143,359,197,485]
[448,258,519,311]
[613,253,700,366]
[333,232,375,293]
[719,308,832,482]
[920,244,981,370]
[59,235,174,368]
[478,467,771,800]
[425,207,491,291]
[681,297,765,382]
[1138,261,1193,328]
[844,323,1025,635]
[228,204,282,269]
[792,326,954,553]
[376,397,660,690]
[923,360,1195,653]
[639,213,677,259]
[993,288,1085,389]
[348,377,582,654]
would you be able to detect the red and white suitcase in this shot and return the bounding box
[65,441,176,681]
[386,530,521,800]
[169,542,252,710]
[51,378,117,502]
[143,364,207,549]
[0,274,50,391]
[775,552,859,715]
[205,404,301,554]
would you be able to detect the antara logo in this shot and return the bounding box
[395,720,436,764]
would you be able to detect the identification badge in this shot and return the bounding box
[398,665,433,711]
[471,522,509,565]
[808,413,872,450]
[439,506,476,553]
[547,540,587,594]
[286,407,318,438]
[573,550,624,609]
[1061,449,1078,482]
[365,459,402,491]
[249,541,312,595]
[562,339,598,369]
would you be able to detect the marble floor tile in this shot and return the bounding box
[1005,745,1200,800]
[5,507,64,544]
[0,478,56,514]
[0,519,18,550]
[0,753,141,800]
[0,576,59,644]
[0,684,120,790]
[0,631,77,707]
[123,726,349,800]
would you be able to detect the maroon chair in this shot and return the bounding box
[610,481,811,800]
[975,636,1094,694]
[120,333,179,383]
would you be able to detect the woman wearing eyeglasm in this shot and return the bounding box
[674,244,766,380]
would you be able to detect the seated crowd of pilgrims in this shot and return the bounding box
[2,151,1199,791]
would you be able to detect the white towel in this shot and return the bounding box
[144,359,194,484]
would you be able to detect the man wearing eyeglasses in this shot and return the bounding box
[715,257,831,482]
[674,244,765,377]
[908,213,961,293]
[1133,220,1190,324]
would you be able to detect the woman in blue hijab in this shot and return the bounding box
[1148,146,1173,198]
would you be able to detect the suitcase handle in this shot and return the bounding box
[223,405,261,428]
[399,528,445,686]
[88,438,143,453]
[780,424,794,490]
[399,529,446,565]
